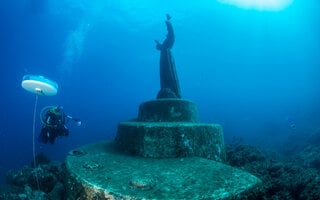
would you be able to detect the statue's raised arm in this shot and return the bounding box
[163,14,175,49]
[155,14,181,99]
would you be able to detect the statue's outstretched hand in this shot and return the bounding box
[165,14,172,26]
[154,40,162,50]
[166,14,171,21]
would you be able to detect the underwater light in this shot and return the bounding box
[21,74,58,190]
[218,0,293,11]
[21,75,58,96]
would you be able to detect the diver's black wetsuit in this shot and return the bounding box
[39,108,69,144]
[155,15,181,99]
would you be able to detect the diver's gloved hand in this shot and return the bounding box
[73,118,82,126]
[66,115,82,126]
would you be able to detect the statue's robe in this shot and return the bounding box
[156,20,181,99]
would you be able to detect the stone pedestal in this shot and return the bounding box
[63,98,261,199]
[115,99,226,162]
[116,121,225,161]
[138,99,199,122]
[65,142,262,199]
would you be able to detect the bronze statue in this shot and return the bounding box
[155,14,181,99]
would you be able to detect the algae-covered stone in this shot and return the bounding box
[115,121,226,162]
[138,99,199,122]
[65,142,261,200]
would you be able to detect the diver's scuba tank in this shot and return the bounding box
[41,106,82,126]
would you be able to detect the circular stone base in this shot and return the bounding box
[65,142,261,199]
[138,99,199,122]
[115,121,226,161]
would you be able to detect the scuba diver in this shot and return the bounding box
[39,106,81,144]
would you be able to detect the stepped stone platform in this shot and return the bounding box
[115,121,226,161]
[137,99,199,122]
[64,99,261,198]
[65,142,262,199]
[115,99,226,162]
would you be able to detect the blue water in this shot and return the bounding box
[0,0,319,183]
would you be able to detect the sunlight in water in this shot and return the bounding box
[218,0,293,11]
[59,22,91,73]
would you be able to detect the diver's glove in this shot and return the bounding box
[66,115,82,126]
[73,118,82,126]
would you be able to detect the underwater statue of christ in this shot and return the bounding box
[155,14,182,99]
